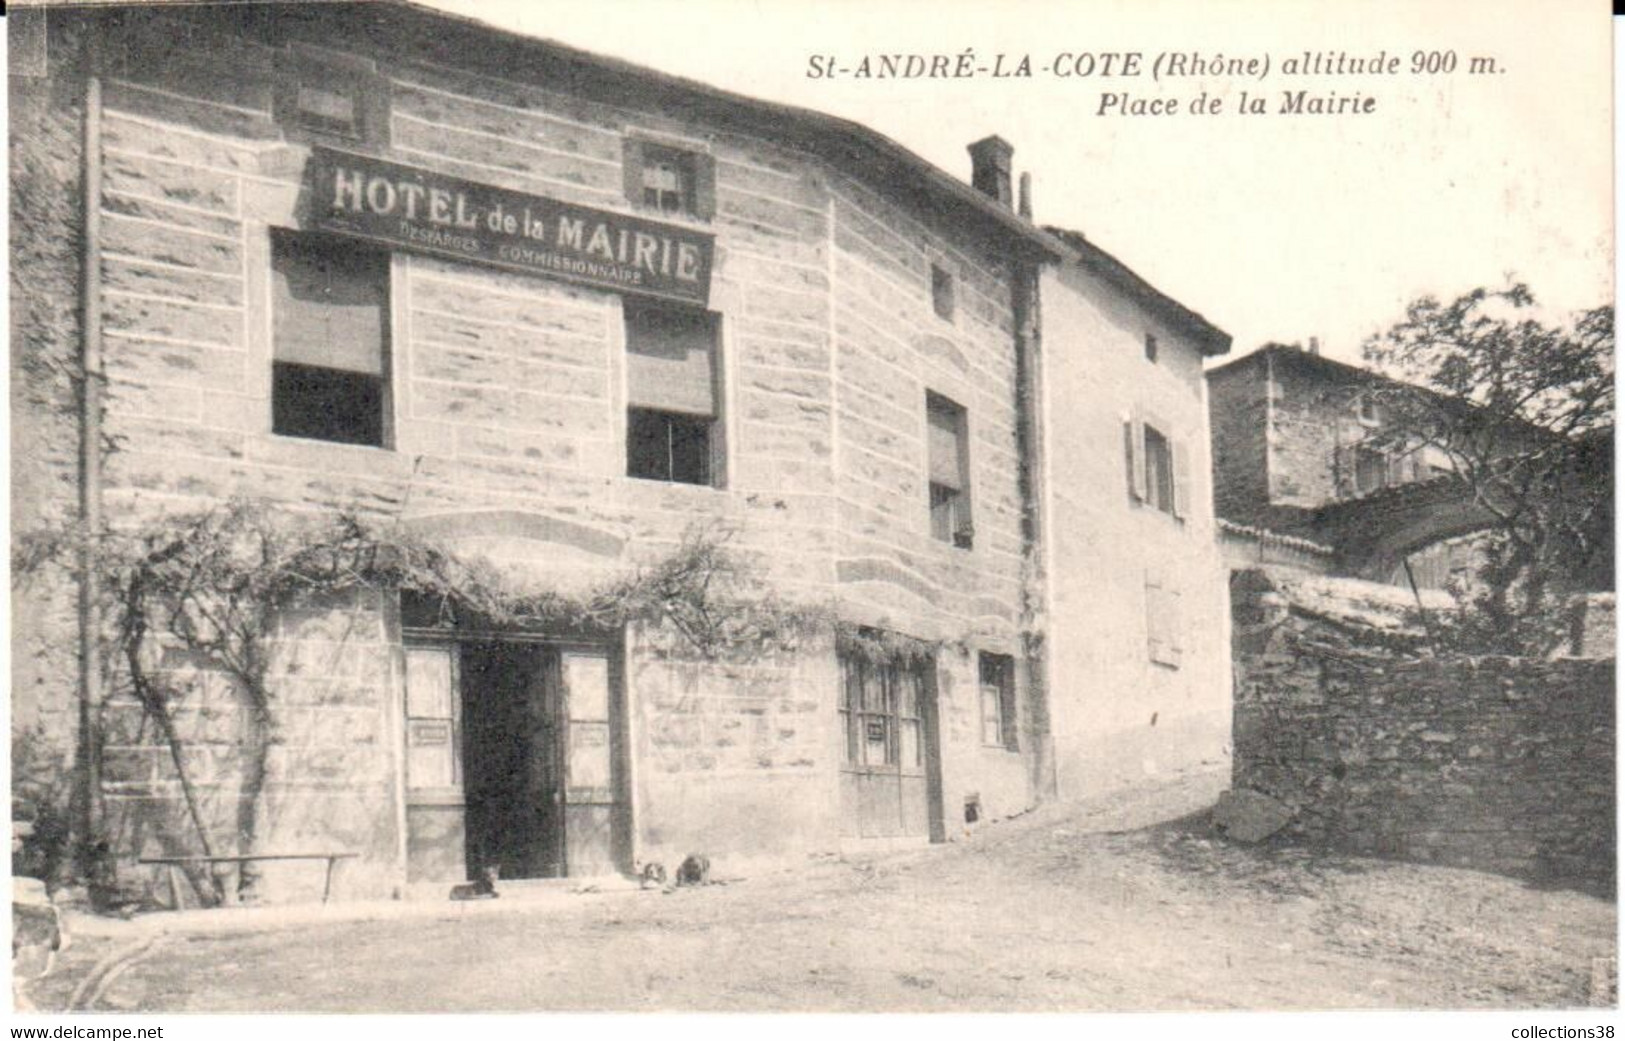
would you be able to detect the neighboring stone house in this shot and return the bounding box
[1207,342,1501,586]
[11,1,1233,903]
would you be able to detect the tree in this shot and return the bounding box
[1360,283,1613,653]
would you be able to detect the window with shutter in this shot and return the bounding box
[926,392,972,548]
[1144,424,1175,515]
[625,301,721,486]
[270,230,390,447]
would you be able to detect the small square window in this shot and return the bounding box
[273,50,386,146]
[625,139,715,220]
[1144,333,1159,363]
[978,652,1017,751]
[931,265,955,321]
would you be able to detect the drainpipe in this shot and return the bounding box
[77,32,106,869]
[1011,256,1056,802]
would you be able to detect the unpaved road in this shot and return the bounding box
[26,771,1615,1012]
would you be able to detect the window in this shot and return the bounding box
[978,652,1017,750]
[1356,390,1381,426]
[926,392,972,548]
[1144,573,1183,668]
[625,301,721,486]
[1144,333,1159,363]
[839,647,925,770]
[1123,416,1188,519]
[931,265,955,321]
[1144,425,1175,514]
[623,139,716,220]
[271,230,390,447]
[272,49,388,146]
[1354,444,1390,495]
[404,646,459,789]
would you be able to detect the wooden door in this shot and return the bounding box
[839,653,936,839]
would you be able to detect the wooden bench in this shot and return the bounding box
[139,852,358,908]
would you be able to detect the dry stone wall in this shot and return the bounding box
[1231,569,1615,888]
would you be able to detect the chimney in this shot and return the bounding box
[1308,336,1321,356]
[968,135,1014,209]
[1018,172,1033,219]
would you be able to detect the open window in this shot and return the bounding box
[271,230,391,447]
[625,301,722,486]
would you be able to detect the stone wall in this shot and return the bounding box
[1231,568,1615,888]
[1205,352,1271,526]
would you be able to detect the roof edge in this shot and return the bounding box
[1044,226,1231,355]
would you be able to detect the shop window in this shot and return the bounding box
[625,301,721,486]
[623,139,716,220]
[978,652,1017,751]
[1123,416,1188,519]
[1144,573,1184,669]
[931,265,955,321]
[270,230,390,447]
[926,392,972,548]
[272,48,388,146]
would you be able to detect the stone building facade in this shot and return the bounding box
[11,1,1232,902]
[1206,344,1494,585]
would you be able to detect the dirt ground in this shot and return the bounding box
[23,769,1616,1013]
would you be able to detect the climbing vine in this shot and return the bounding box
[15,499,829,905]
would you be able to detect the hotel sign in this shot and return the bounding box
[307,147,714,307]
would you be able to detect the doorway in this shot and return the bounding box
[402,636,625,882]
[837,647,945,841]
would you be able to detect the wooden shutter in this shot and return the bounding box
[1124,418,1146,502]
[1171,438,1191,519]
[621,138,645,205]
[271,233,387,374]
[625,303,717,416]
[1144,572,1164,663]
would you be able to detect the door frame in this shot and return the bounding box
[835,644,946,844]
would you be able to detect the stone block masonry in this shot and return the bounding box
[1232,571,1615,888]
